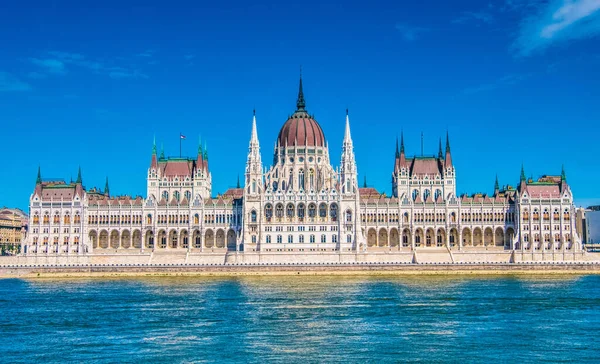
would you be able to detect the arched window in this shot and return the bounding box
[298,204,305,218]
[162,191,169,201]
[43,212,49,224]
[275,204,284,218]
[553,209,559,222]
[299,235,305,243]
[184,190,191,201]
[332,234,337,243]
[266,235,271,243]
[533,209,540,221]
[250,210,257,223]
[33,213,40,224]
[64,213,70,224]
[347,234,352,243]
[309,169,315,189]
[321,234,326,243]
[319,203,327,218]
[423,189,431,201]
[412,189,419,201]
[147,214,152,224]
[564,209,570,221]
[173,191,180,202]
[543,209,549,221]
[403,212,409,223]
[310,234,315,243]
[286,204,294,218]
[346,210,352,222]
[299,169,305,190]
[288,235,293,243]
[53,213,60,224]
[523,209,529,221]
[74,212,80,224]
[346,178,351,193]
[451,212,456,223]
[308,204,316,218]
[277,235,282,244]
[265,204,273,219]
[330,203,338,221]
[252,179,256,193]
[272,181,278,191]
[434,189,441,201]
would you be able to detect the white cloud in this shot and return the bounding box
[0,72,31,92]
[29,58,67,75]
[462,73,531,94]
[513,0,600,55]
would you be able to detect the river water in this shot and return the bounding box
[1,274,599,363]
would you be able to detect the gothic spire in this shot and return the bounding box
[444,131,453,169]
[445,130,451,153]
[400,131,405,154]
[395,136,399,158]
[561,164,566,182]
[76,166,82,184]
[494,174,499,193]
[105,177,110,197]
[438,137,443,159]
[160,143,165,159]
[237,174,241,188]
[343,109,352,143]
[520,164,526,182]
[296,71,306,111]
[251,109,259,144]
[363,175,367,188]
[198,135,203,156]
[152,135,157,155]
[36,165,42,185]
[203,141,208,160]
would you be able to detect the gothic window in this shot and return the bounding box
[298,204,305,218]
[523,209,529,221]
[250,210,257,223]
[273,181,278,191]
[252,180,256,193]
[321,234,326,243]
[553,209,559,222]
[33,213,39,224]
[310,169,315,189]
[310,234,315,243]
[299,169,305,190]
[319,203,327,218]
[543,209,549,221]
[330,203,338,221]
[403,212,409,223]
[53,213,60,224]
[424,189,431,201]
[194,214,199,224]
[266,235,271,243]
[564,209,570,221]
[332,234,337,243]
[185,190,191,201]
[412,189,419,201]
[347,234,352,243]
[265,204,273,219]
[63,212,70,224]
[308,204,317,218]
[288,235,293,243]
[281,181,286,190]
[346,210,352,222]
[299,235,305,243]
[275,204,284,218]
[286,204,294,218]
[174,191,180,202]
[451,212,456,223]
[162,191,169,201]
[434,189,441,201]
[533,209,539,222]
[277,235,282,244]
[346,178,350,193]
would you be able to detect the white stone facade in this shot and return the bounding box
[22,79,582,258]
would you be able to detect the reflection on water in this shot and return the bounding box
[1,275,599,363]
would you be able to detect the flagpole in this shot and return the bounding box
[180,132,182,158]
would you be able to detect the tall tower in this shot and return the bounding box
[243,110,263,251]
[340,109,357,194]
[392,132,408,198]
[443,131,456,198]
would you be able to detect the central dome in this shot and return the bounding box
[277,77,326,148]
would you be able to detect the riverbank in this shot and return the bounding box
[2,262,600,278]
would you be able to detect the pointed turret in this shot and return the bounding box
[159,143,165,160]
[494,174,500,196]
[340,109,357,194]
[104,177,110,197]
[196,136,205,172]
[76,166,82,184]
[438,137,443,159]
[395,136,400,158]
[520,164,526,182]
[150,137,158,169]
[36,166,42,185]
[245,109,263,196]
[363,175,367,188]
[561,164,567,183]
[237,174,241,189]
[444,131,453,169]
[296,72,306,111]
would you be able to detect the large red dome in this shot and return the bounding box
[277,76,326,147]
[277,112,325,147]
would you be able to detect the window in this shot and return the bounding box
[434,189,441,201]
[265,204,273,219]
[299,169,305,190]
[252,235,257,243]
[185,190,192,201]
[173,190,180,202]
[288,235,293,243]
[423,189,431,201]
[277,235,282,244]
[266,235,271,243]
[319,203,327,218]
[330,203,338,221]
[276,204,284,218]
[162,191,169,201]
[310,234,315,243]
[321,234,326,243]
[286,204,294,218]
[309,169,315,189]
[299,235,304,243]
[332,234,337,243]
[194,214,199,224]
[308,204,316,218]
[412,189,419,201]
[250,210,257,223]
[346,210,352,222]
[298,204,305,219]
[347,234,352,243]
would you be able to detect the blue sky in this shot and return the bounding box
[1,0,600,210]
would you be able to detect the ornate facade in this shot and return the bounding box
[22,78,581,257]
